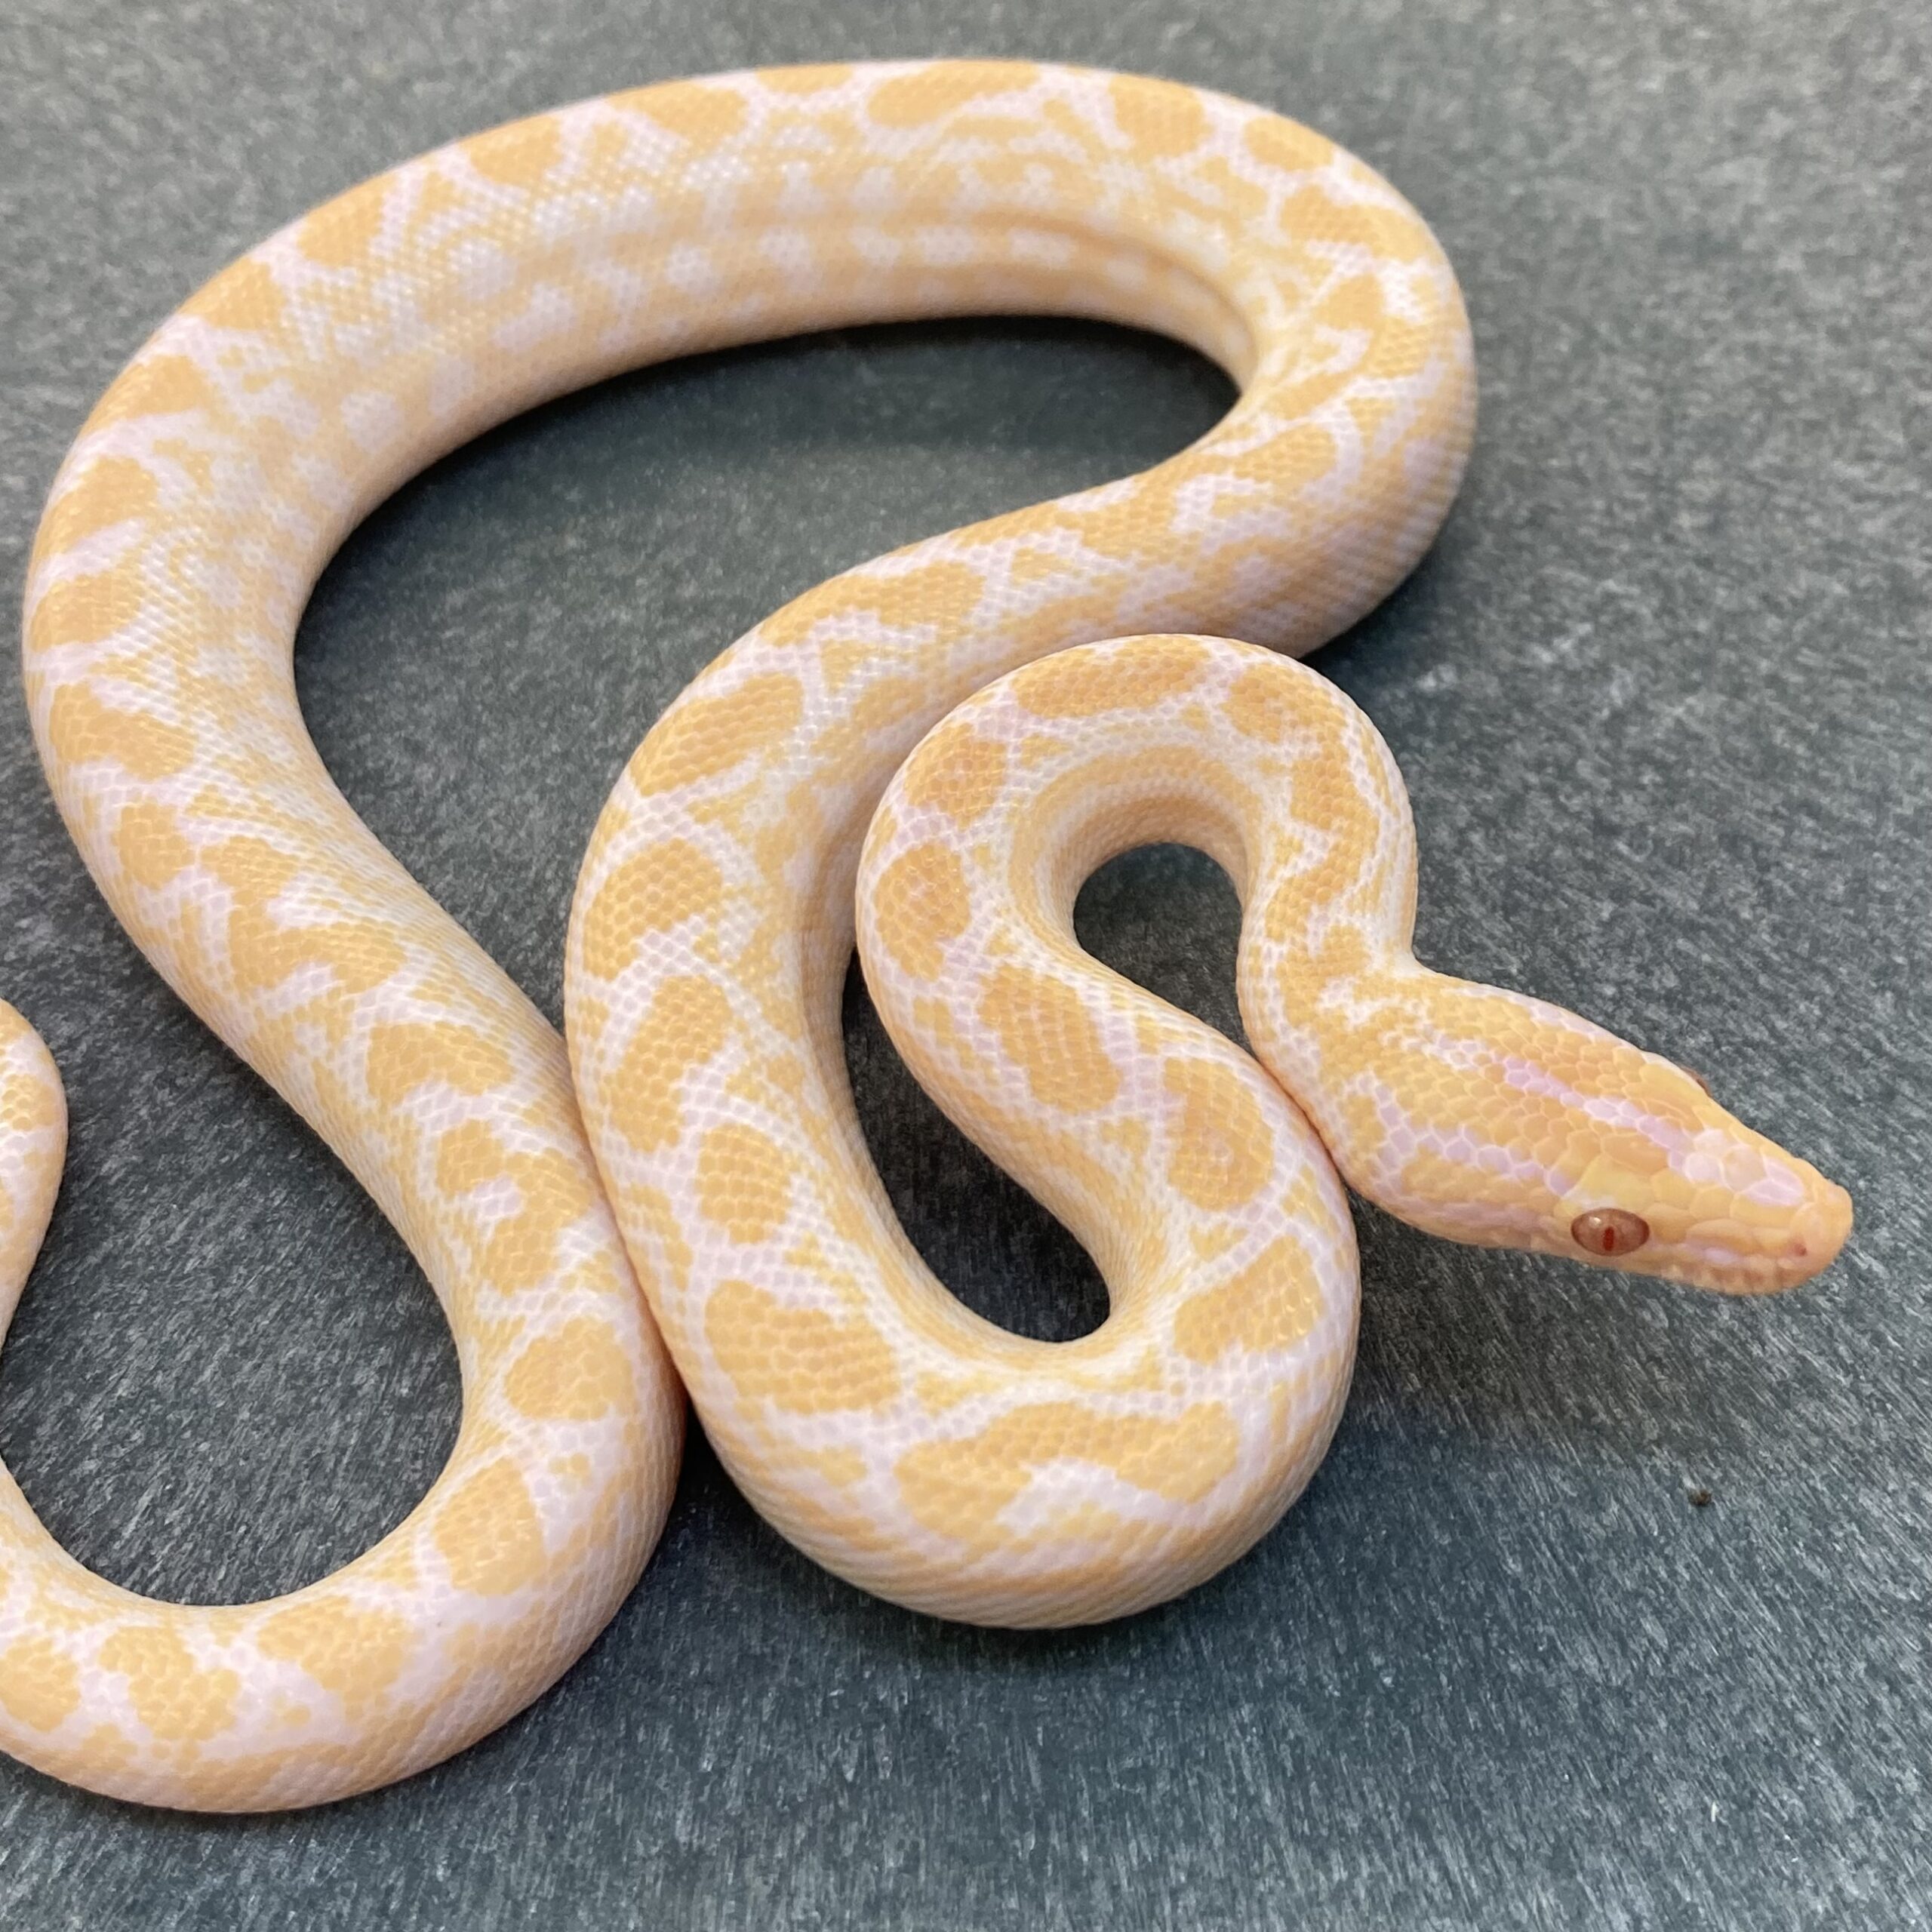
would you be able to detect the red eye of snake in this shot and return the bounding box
[1571,1208,1651,1257]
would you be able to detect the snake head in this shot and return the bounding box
[1544,1046,1852,1294]
[1370,986,1855,1294]
[1282,961,1855,1294]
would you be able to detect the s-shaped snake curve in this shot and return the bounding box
[2,62,1850,1809]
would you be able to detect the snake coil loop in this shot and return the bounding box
[4,62,1846,1809]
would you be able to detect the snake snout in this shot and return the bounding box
[1768,1177,1854,1287]
[1629,1135,1853,1296]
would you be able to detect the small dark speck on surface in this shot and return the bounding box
[2,2,1927,1929]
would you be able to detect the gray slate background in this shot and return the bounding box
[2,0,1927,1925]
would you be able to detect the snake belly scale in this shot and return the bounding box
[3,61,1850,1809]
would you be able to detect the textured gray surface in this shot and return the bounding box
[2,0,1927,1925]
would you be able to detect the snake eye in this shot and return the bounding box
[1571,1208,1651,1257]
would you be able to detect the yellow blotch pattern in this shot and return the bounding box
[899,724,1009,826]
[296,178,390,270]
[978,965,1123,1112]
[29,558,151,656]
[705,1279,902,1414]
[1011,636,1208,717]
[114,801,195,890]
[1162,1057,1274,1211]
[97,1627,242,1745]
[866,62,1035,128]
[256,1601,416,1709]
[695,1121,795,1243]
[72,352,214,434]
[365,1021,512,1106]
[1243,116,1336,176]
[182,257,287,335]
[1173,1235,1324,1363]
[0,1638,81,1733]
[629,675,804,798]
[42,457,158,551]
[756,64,856,94]
[0,1065,59,1137]
[432,1461,549,1597]
[1223,662,1304,743]
[1108,75,1210,157]
[620,82,749,149]
[608,976,735,1152]
[45,685,195,778]
[503,1318,635,1421]
[462,115,565,189]
[761,560,986,651]
[894,1401,1241,1549]
[866,841,971,981]
[578,838,725,980]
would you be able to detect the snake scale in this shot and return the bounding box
[1,62,1850,1809]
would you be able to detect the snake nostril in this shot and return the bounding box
[1571,1208,1651,1257]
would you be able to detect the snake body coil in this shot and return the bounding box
[2,62,1849,1808]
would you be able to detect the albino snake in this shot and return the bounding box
[1,61,1850,1810]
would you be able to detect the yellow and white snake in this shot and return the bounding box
[2,61,1850,1810]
